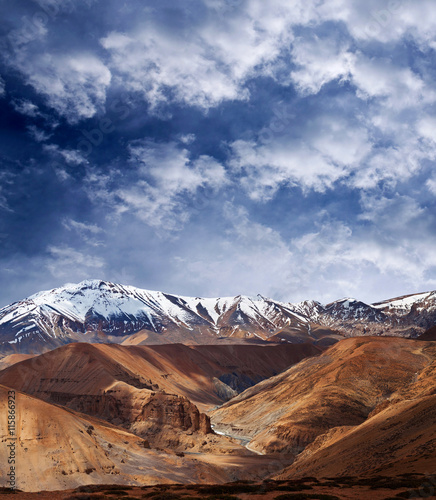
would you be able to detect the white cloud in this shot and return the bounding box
[34,0,98,11]
[290,35,354,94]
[62,219,104,246]
[46,246,105,279]
[171,201,436,303]
[118,141,228,230]
[0,188,12,212]
[84,141,229,231]
[427,178,436,195]
[226,37,436,200]
[8,15,48,47]
[347,104,436,192]
[358,193,425,226]
[27,125,52,142]
[351,55,435,110]
[0,171,15,213]
[5,0,436,121]
[96,0,436,113]
[289,215,436,302]
[53,166,72,183]
[100,28,249,110]
[99,0,312,110]
[288,35,435,112]
[4,0,109,122]
[229,115,371,199]
[7,19,111,124]
[12,99,40,117]
[343,0,436,44]
[417,116,436,143]
[44,144,88,165]
[0,76,5,97]
[63,219,103,235]
[180,134,196,145]
[22,54,111,123]
[83,170,117,205]
[350,140,436,192]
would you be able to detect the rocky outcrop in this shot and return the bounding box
[139,393,212,434]
[0,385,242,492]
[38,389,213,443]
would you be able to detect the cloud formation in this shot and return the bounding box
[0,0,435,306]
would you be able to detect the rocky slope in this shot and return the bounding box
[0,384,261,492]
[275,393,436,479]
[1,280,435,354]
[0,342,319,451]
[211,336,436,474]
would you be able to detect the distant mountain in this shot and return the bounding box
[0,280,435,354]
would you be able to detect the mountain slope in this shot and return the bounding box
[0,280,335,353]
[0,342,319,408]
[210,337,436,459]
[1,280,435,354]
[275,394,436,479]
[0,342,319,451]
[0,384,238,492]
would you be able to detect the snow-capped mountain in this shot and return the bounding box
[373,291,436,316]
[0,280,311,353]
[0,280,435,354]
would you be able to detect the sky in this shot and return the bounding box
[0,0,436,307]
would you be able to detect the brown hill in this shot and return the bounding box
[0,384,238,492]
[275,394,436,479]
[211,336,436,472]
[0,342,319,451]
[418,325,436,341]
[0,342,319,407]
[0,353,35,370]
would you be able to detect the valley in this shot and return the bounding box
[0,281,435,497]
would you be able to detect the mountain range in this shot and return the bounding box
[1,335,435,492]
[1,279,436,354]
[0,341,317,490]
[1,280,436,493]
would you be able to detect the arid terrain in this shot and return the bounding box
[1,336,436,495]
[212,337,436,478]
[0,343,316,490]
[2,475,436,500]
[0,284,436,496]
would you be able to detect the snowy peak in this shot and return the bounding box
[373,291,436,316]
[286,300,325,323]
[325,298,385,322]
[1,280,436,354]
[0,280,315,352]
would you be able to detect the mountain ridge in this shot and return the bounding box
[0,279,435,354]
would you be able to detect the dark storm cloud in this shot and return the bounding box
[0,0,436,306]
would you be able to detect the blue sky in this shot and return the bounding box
[1,0,436,306]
